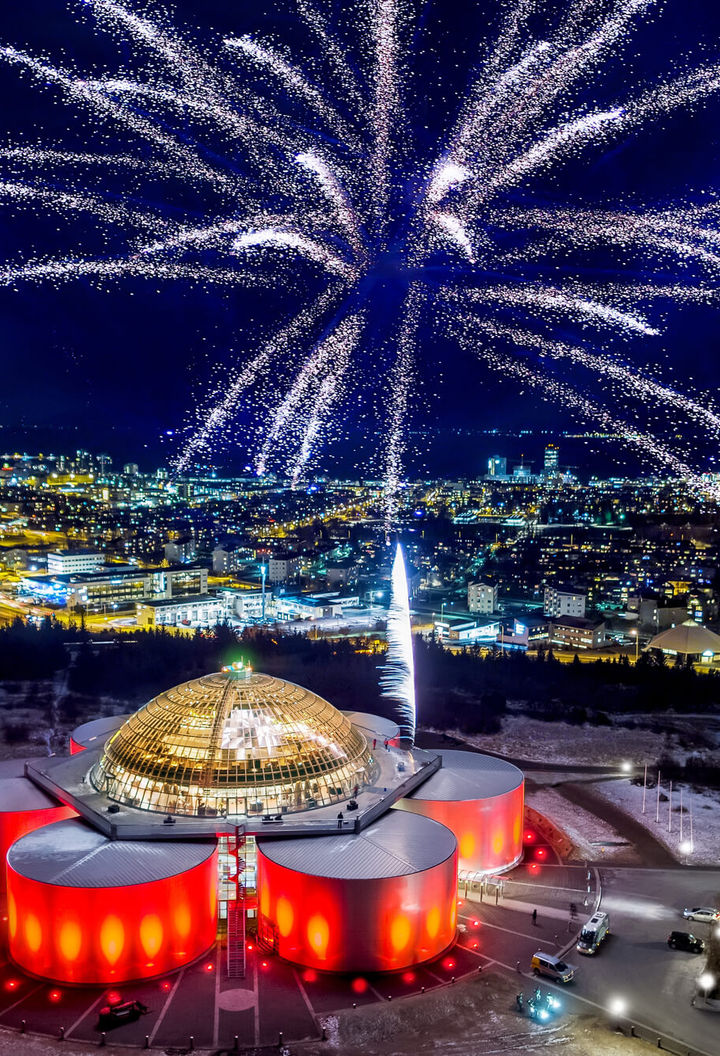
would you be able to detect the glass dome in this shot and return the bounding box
[90,665,376,818]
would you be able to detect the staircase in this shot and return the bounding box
[226,828,247,979]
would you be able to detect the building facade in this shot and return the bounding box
[47,549,104,576]
[468,581,498,614]
[549,616,606,650]
[543,584,586,619]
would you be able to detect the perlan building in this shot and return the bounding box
[2,662,524,985]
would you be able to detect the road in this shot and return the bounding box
[567,866,720,1056]
[458,865,720,1056]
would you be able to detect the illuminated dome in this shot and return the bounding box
[90,665,376,818]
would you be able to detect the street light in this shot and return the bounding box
[630,627,639,662]
[620,760,632,774]
[699,972,715,1004]
[608,996,627,1032]
[609,997,627,1016]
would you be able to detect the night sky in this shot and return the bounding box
[1,0,720,475]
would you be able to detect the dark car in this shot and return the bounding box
[97,999,149,1029]
[668,931,705,953]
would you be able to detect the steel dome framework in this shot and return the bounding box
[91,667,376,818]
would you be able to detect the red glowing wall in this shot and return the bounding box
[6,848,218,984]
[1,805,76,894]
[68,738,84,755]
[394,782,524,875]
[256,847,458,972]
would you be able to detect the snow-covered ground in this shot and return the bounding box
[589,777,720,866]
[526,787,641,864]
[438,716,676,767]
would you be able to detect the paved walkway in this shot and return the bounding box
[554,782,677,868]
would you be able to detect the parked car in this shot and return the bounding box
[668,931,705,953]
[97,999,148,1029]
[531,952,576,983]
[682,907,720,924]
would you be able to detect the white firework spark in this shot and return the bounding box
[381,542,416,744]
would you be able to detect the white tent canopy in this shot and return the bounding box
[647,619,720,656]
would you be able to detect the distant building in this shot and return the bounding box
[325,559,355,589]
[487,456,507,478]
[47,549,104,576]
[468,581,498,615]
[268,553,300,585]
[512,463,534,481]
[550,616,605,651]
[164,536,196,564]
[544,584,586,619]
[496,616,549,652]
[274,592,360,621]
[447,620,500,643]
[627,595,686,633]
[212,541,254,575]
[544,444,559,473]
[123,463,139,476]
[137,593,227,630]
[22,563,208,612]
[0,546,48,572]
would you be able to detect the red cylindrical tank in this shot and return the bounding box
[257,811,457,972]
[0,777,76,893]
[393,749,525,875]
[69,714,129,754]
[7,819,218,984]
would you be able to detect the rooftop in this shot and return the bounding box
[8,818,215,887]
[405,749,523,802]
[257,809,455,879]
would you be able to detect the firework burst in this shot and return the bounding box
[2,0,720,511]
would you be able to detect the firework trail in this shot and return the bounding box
[454,318,720,498]
[1,0,719,507]
[381,542,416,744]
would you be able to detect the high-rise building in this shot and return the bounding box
[487,456,507,478]
[123,462,139,476]
[544,444,559,473]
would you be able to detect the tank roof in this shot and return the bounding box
[406,749,523,801]
[258,809,456,880]
[7,818,216,887]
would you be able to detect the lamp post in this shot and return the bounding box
[631,627,639,662]
[641,763,648,814]
[699,972,715,1005]
[260,564,267,624]
[608,996,627,1033]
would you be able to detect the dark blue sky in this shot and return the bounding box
[1,0,719,474]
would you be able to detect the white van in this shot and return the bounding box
[576,911,610,955]
[530,952,576,983]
